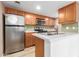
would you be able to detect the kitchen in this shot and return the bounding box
[0,1,79,57]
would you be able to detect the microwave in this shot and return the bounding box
[36,18,45,26]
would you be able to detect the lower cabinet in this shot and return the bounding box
[35,37,44,57]
[24,32,44,57]
[24,32,35,48]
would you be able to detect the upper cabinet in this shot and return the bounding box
[45,18,55,26]
[25,15,36,25]
[5,7,55,26]
[58,7,66,24]
[5,7,25,16]
[65,2,76,23]
[25,15,55,26]
[58,2,76,24]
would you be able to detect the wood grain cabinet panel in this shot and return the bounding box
[5,7,17,15]
[58,2,76,24]
[25,15,36,25]
[5,7,25,16]
[49,19,55,26]
[65,3,76,23]
[17,10,25,16]
[45,18,55,26]
[45,19,50,26]
[58,7,66,24]
[34,37,44,57]
[24,33,44,57]
[24,32,35,48]
[5,7,55,26]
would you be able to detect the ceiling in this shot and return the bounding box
[2,1,74,18]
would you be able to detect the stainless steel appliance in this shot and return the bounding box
[34,18,47,33]
[36,18,45,26]
[4,14,24,55]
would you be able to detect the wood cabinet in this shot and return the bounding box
[35,37,44,57]
[24,32,35,48]
[45,19,54,26]
[24,32,44,57]
[5,7,55,26]
[65,3,76,23]
[58,2,76,24]
[58,7,66,24]
[25,15,55,26]
[5,7,25,16]
[49,19,55,25]
[25,15,36,25]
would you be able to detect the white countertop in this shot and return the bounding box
[33,32,79,57]
[32,32,78,42]
[25,30,38,33]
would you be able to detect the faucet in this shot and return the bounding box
[54,25,58,34]
[47,25,58,35]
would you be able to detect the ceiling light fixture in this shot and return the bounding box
[36,5,41,10]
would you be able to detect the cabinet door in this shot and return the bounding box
[66,3,76,23]
[5,7,25,16]
[45,19,49,26]
[5,7,17,14]
[58,7,66,24]
[45,19,55,26]
[49,19,55,26]
[24,32,34,48]
[17,11,25,16]
[35,37,44,57]
[25,15,36,25]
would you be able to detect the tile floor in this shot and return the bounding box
[5,46,35,57]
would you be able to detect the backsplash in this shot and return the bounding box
[25,23,79,33]
[25,25,34,32]
[61,23,78,33]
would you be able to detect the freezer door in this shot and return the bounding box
[5,14,24,25]
[5,26,24,54]
[17,15,24,25]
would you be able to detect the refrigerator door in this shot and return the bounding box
[17,15,24,25]
[5,26,24,54]
[5,14,24,25]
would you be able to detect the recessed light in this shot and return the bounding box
[66,26,69,30]
[72,27,75,30]
[36,5,41,10]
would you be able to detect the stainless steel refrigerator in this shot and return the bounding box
[4,14,24,55]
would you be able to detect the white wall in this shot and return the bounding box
[0,2,4,56]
